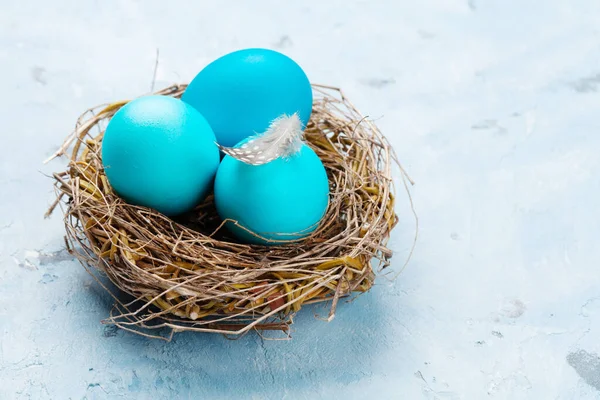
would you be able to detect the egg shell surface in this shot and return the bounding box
[214,143,329,245]
[101,95,220,216]
[182,48,313,147]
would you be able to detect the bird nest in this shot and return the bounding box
[47,84,413,339]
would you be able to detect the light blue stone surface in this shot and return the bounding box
[1,1,600,398]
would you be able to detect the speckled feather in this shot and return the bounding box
[218,113,304,165]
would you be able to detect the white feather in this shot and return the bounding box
[218,113,305,165]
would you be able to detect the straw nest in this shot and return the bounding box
[47,84,414,339]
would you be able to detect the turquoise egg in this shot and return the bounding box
[182,48,313,147]
[101,95,220,216]
[214,143,330,245]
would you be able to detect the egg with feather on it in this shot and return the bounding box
[214,144,329,245]
[182,48,313,147]
[214,114,330,245]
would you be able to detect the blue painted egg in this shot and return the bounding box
[182,48,313,147]
[214,143,330,245]
[101,95,220,216]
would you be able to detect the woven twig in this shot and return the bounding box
[47,84,412,339]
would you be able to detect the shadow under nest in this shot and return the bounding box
[47,84,410,339]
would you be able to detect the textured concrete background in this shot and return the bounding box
[1,0,600,399]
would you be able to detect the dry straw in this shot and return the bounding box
[46,84,416,339]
